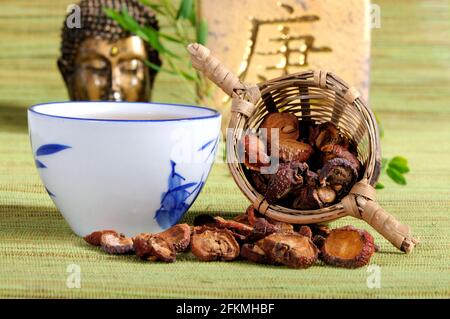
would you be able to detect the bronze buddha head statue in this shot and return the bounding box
[58,0,161,102]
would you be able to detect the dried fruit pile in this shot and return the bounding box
[84,206,376,269]
[243,115,361,209]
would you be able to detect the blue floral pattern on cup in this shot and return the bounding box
[34,144,71,197]
[154,137,219,228]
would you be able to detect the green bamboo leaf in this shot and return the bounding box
[375,182,385,189]
[188,2,197,26]
[176,0,193,20]
[105,8,180,58]
[136,28,165,53]
[103,8,127,27]
[157,31,183,44]
[197,20,208,45]
[165,58,179,72]
[121,8,140,32]
[179,69,196,81]
[388,156,409,173]
[160,0,178,18]
[163,47,182,59]
[103,7,119,19]
[137,27,180,59]
[144,60,177,75]
[386,167,407,185]
[139,0,166,15]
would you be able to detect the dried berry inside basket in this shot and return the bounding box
[188,43,417,253]
[243,120,362,209]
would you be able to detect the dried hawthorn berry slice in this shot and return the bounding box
[100,233,134,254]
[249,170,269,195]
[193,215,254,239]
[190,227,240,262]
[242,134,271,171]
[305,170,319,187]
[84,230,120,246]
[321,144,361,172]
[147,236,176,263]
[293,185,336,210]
[273,139,313,163]
[312,235,326,250]
[213,216,254,237]
[193,214,216,226]
[133,233,153,258]
[317,186,336,205]
[319,157,359,193]
[292,187,322,210]
[248,217,279,242]
[270,220,295,234]
[321,226,375,268]
[262,216,294,234]
[133,234,176,262]
[309,122,346,149]
[240,243,267,264]
[158,223,191,252]
[246,205,258,226]
[262,233,319,268]
[290,170,322,210]
[233,213,250,225]
[298,225,313,239]
[260,112,300,143]
[310,224,331,238]
[265,162,308,204]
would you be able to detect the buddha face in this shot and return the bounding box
[65,36,152,102]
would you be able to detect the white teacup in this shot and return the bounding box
[28,102,221,236]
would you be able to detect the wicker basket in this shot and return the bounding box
[188,43,417,253]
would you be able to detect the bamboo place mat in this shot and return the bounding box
[0,0,449,298]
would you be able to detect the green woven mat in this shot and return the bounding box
[0,112,449,298]
[0,0,449,298]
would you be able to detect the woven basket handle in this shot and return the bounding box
[187,43,244,97]
[361,199,418,252]
[343,182,418,253]
[187,43,261,119]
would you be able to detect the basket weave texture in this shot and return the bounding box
[188,43,417,253]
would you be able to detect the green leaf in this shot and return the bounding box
[179,69,196,81]
[176,0,193,20]
[165,58,180,73]
[160,0,178,18]
[388,156,410,174]
[139,0,166,15]
[389,156,408,166]
[137,27,164,51]
[144,60,177,75]
[196,20,208,45]
[158,31,183,44]
[121,8,140,32]
[386,167,407,185]
[104,8,146,40]
[103,7,118,19]
[389,162,410,174]
[375,182,385,189]
[138,27,180,59]
[104,8,181,58]
[103,8,127,27]
[188,1,197,26]
[162,58,195,83]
